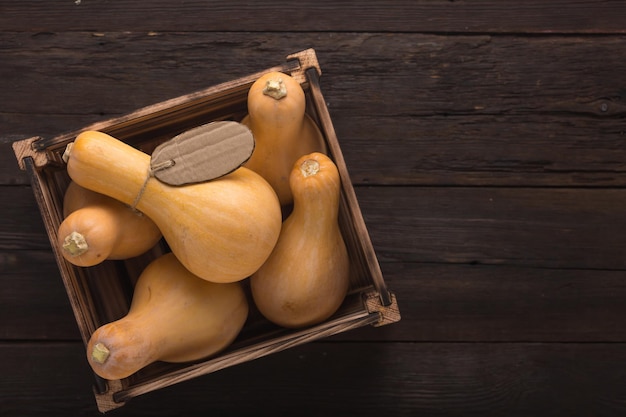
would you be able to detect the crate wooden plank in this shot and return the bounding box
[0,0,624,34]
[2,341,626,417]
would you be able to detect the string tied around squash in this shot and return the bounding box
[130,159,175,211]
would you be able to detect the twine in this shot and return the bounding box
[130,159,175,211]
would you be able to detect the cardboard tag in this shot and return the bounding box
[150,121,255,186]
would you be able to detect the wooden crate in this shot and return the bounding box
[12,48,400,412]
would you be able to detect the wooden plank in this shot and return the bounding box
[5,113,626,188]
[0,32,289,116]
[5,184,626,263]
[2,341,626,416]
[2,34,625,117]
[335,114,626,187]
[0,137,31,185]
[321,36,626,119]
[336,263,626,342]
[4,250,626,343]
[0,187,50,251]
[0,251,80,340]
[357,186,626,270]
[2,34,625,187]
[7,186,626,269]
[0,0,624,34]
[5,113,626,187]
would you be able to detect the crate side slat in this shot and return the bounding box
[118,288,376,386]
[284,52,373,296]
[113,306,380,404]
[304,68,392,306]
[23,158,100,343]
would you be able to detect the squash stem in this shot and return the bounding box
[300,159,320,177]
[91,342,110,364]
[62,142,73,163]
[263,78,287,100]
[62,231,89,256]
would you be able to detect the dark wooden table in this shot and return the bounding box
[2,2,626,416]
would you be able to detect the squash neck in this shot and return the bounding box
[249,116,304,145]
[290,192,340,228]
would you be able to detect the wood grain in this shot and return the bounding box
[358,187,626,269]
[2,33,625,187]
[4,250,626,343]
[0,251,79,340]
[337,114,626,187]
[0,0,624,33]
[0,187,50,250]
[2,1,626,415]
[1,341,626,417]
[6,185,626,269]
[3,33,625,117]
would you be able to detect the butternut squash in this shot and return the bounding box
[57,181,162,267]
[86,252,248,380]
[242,71,327,207]
[64,130,282,283]
[250,152,350,328]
